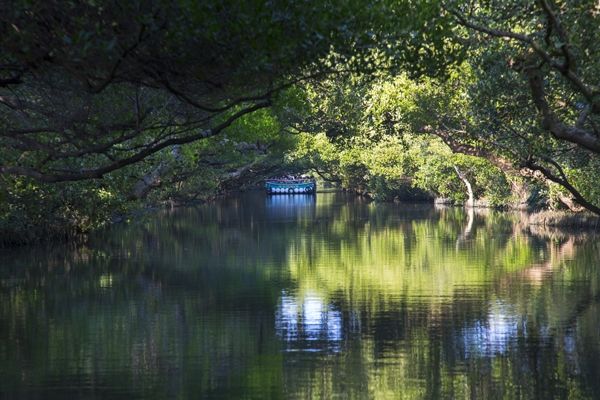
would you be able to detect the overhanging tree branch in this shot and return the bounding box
[445,2,600,154]
[524,65,600,153]
[522,156,600,216]
[446,4,599,103]
[0,100,271,182]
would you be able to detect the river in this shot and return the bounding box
[1,192,599,399]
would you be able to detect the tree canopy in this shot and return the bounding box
[1,0,600,243]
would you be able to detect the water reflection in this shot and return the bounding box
[275,291,342,352]
[265,194,316,220]
[461,301,520,356]
[1,192,600,399]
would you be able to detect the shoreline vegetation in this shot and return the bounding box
[2,188,598,248]
[345,187,600,230]
[527,210,600,229]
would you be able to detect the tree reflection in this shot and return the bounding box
[1,193,599,399]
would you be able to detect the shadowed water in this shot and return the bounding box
[1,192,599,399]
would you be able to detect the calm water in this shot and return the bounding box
[1,192,600,399]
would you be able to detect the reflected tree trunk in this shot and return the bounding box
[456,206,474,251]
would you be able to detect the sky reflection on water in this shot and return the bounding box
[276,291,343,352]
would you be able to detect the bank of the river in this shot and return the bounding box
[528,210,600,229]
[2,187,598,248]
[352,186,600,230]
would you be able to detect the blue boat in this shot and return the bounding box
[265,178,316,194]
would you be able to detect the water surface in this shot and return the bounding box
[1,192,599,399]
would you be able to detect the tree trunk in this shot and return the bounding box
[557,193,586,213]
[454,166,475,207]
[128,145,182,200]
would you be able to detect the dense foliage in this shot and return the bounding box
[1,0,599,243]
